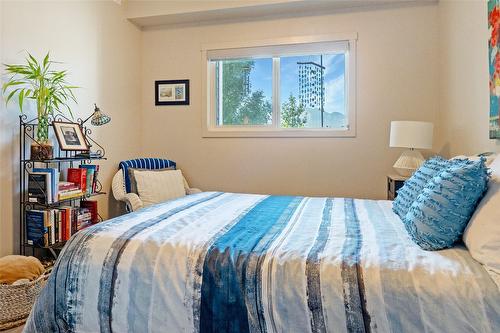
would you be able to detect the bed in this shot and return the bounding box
[24,192,500,332]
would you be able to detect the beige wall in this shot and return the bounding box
[437,0,500,157]
[140,4,439,200]
[0,0,142,257]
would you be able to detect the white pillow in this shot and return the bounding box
[134,169,186,207]
[463,154,500,285]
[452,153,497,166]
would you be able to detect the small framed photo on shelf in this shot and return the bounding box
[155,79,190,106]
[53,122,89,151]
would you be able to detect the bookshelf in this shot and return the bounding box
[20,114,107,259]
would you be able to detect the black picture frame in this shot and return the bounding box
[53,121,90,151]
[155,79,190,106]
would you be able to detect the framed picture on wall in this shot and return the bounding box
[53,122,89,151]
[155,79,190,106]
[489,0,500,138]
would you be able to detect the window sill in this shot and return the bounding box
[202,127,356,138]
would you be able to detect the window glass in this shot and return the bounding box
[215,58,273,126]
[280,54,346,129]
[204,38,356,137]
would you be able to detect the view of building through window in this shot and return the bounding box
[281,54,346,129]
[214,53,346,129]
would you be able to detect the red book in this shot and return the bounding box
[72,209,78,235]
[61,210,67,241]
[60,207,72,241]
[68,207,73,240]
[81,200,98,224]
[67,168,86,191]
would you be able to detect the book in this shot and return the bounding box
[58,189,84,201]
[26,206,97,246]
[76,208,92,230]
[61,208,67,241]
[48,210,55,245]
[58,181,79,191]
[26,210,46,246]
[51,209,59,244]
[80,165,97,194]
[59,206,73,241]
[80,200,98,224]
[74,152,102,159]
[67,168,87,192]
[33,168,59,202]
[43,210,50,246]
[57,210,63,243]
[28,172,51,204]
[50,209,59,245]
[58,180,81,201]
[93,165,100,192]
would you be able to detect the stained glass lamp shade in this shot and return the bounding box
[90,104,111,126]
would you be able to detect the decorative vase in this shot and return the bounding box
[30,141,53,160]
[30,113,53,160]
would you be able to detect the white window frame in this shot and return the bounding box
[201,33,357,138]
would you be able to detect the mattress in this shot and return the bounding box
[24,192,500,332]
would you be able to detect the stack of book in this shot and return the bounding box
[28,168,59,204]
[67,165,100,196]
[58,181,83,201]
[26,206,94,247]
[28,164,101,203]
[81,200,99,224]
[26,163,101,247]
[79,164,100,194]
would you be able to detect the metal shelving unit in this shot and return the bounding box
[19,114,106,258]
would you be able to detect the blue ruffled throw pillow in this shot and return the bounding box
[392,156,450,219]
[403,158,489,250]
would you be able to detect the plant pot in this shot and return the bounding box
[30,142,53,161]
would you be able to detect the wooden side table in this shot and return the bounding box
[387,175,409,200]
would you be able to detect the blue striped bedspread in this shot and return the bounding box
[25,192,500,333]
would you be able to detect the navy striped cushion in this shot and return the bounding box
[392,157,450,220]
[119,158,176,193]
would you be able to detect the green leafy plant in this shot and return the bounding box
[2,52,78,144]
[281,94,306,128]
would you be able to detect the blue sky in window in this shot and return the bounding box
[248,58,273,102]
[249,54,345,114]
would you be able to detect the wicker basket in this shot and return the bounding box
[0,269,50,331]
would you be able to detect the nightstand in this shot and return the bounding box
[387,175,409,200]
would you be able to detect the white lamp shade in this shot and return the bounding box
[389,121,433,150]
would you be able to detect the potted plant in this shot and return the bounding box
[2,52,77,160]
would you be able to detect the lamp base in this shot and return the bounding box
[393,149,425,177]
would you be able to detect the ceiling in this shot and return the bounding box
[124,0,437,29]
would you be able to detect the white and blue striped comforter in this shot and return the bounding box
[25,192,500,333]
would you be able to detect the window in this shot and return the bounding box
[202,34,357,137]
[216,58,273,126]
[280,54,346,129]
